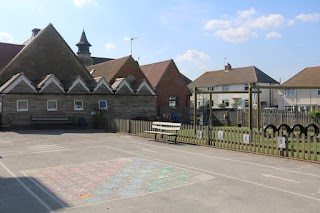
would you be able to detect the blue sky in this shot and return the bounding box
[1,0,320,82]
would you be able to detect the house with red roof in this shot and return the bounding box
[140,59,191,122]
[0,24,156,128]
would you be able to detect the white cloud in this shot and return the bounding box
[296,13,320,22]
[237,8,256,20]
[73,0,96,8]
[288,19,295,25]
[105,42,116,51]
[0,32,14,43]
[215,27,257,43]
[266,31,282,40]
[176,50,209,62]
[205,19,232,29]
[250,14,284,29]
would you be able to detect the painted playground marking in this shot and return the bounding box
[22,157,213,207]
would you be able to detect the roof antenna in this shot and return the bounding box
[130,36,138,57]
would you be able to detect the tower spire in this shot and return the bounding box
[76,29,92,66]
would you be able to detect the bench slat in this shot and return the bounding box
[152,122,181,127]
[145,131,177,136]
[151,125,180,131]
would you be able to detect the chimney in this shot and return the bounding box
[224,63,231,72]
[32,28,41,37]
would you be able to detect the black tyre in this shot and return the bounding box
[263,124,277,137]
[305,124,319,137]
[291,124,306,136]
[277,124,292,136]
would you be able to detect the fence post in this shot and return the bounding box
[206,125,210,146]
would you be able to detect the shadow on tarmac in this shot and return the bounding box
[0,176,68,212]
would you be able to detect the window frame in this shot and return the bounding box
[284,89,295,97]
[169,96,177,108]
[17,100,28,112]
[74,100,84,111]
[98,100,108,110]
[47,100,57,111]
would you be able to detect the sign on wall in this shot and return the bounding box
[217,131,224,140]
[197,130,203,139]
[277,137,286,148]
[243,134,250,144]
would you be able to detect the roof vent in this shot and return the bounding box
[32,28,41,37]
[224,63,231,72]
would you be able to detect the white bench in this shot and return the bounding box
[145,121,181,143]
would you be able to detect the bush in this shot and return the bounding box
[308,110,320,125]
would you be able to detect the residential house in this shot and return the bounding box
[140,59,191,122]
[188,64,279,109]
[0,24,156,128]
[278,66,320,112]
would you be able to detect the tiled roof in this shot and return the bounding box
[0,24,94,86]
[180,73,192,86]
[282,66,320,86]
[76,30,91,46]
[0,42,24,70]
[140,60,172,88]
[87,55,131,82]
[92,57,113,65]
[188,66,278,88]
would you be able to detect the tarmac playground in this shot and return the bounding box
[0,130,320,213]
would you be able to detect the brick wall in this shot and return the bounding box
[1,94,156,128]
[156,62,190,110]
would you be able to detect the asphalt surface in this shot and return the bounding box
[0,129,320,213]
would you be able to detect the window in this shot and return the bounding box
[74,100,83,111]
[318,90,320,96]
[207,87,214,91]
[169,96,177,108]
[244,99,249,108]
[284,89,295,97]
[47,100,57,111]
[244,84,249,91]
[284,105,293,111]
[222,99,229,107]
[98,100,108,110]
[17,100,28,112]
[222,85,229,91]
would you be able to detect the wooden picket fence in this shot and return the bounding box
[107,119,319,163]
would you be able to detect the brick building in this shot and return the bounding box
[0,24,156,128]
[140,60,191,122]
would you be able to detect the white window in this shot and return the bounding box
[17,100,28,112]
[47,100,57,111]
[74,100,83,111]
[98,100,108,110]
[222,99,230,107]
[222,85,229,91]
[207,87,214,91]
[284,105,293,111]
[284,89,295,97]
[169,96,177,108]
[244,84,249,91]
